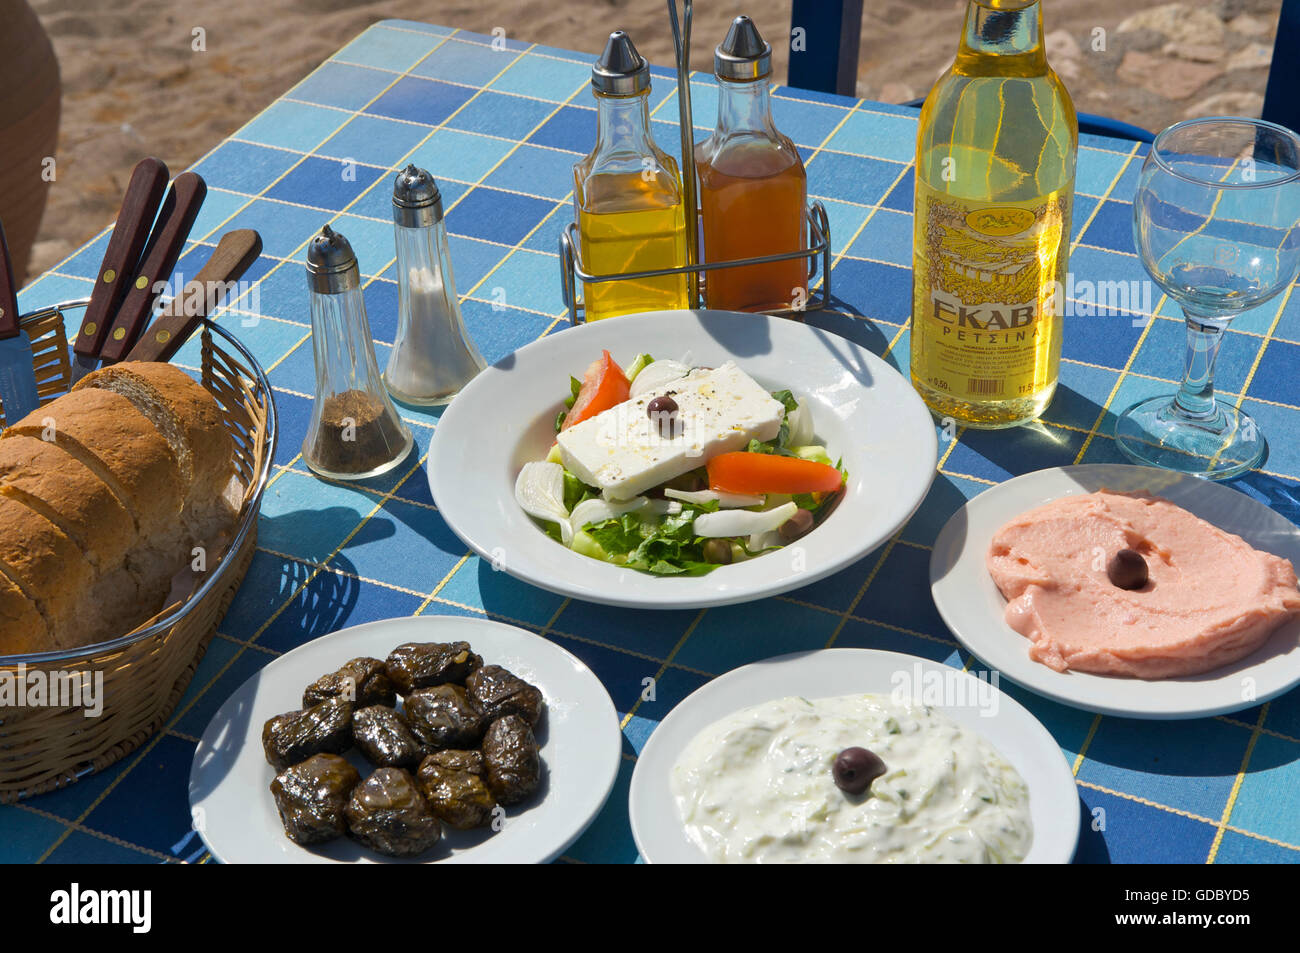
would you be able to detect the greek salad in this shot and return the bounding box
[514,351,847,576]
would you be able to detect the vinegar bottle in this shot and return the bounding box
[573,31,689,321]
[696,16,808,314]
[911,0,1077,428]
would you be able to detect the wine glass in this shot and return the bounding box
[1115,117,1300,479]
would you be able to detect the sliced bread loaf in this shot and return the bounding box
[0,365,238,655]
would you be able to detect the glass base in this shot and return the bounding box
[302,427,414,482]
[1114,395,1264,480]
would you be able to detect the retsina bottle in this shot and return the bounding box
[911,0,1077,428]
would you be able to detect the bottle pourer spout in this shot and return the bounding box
[593,30,650,95]
[716,15,772,82]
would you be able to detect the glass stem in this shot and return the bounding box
[1172,310,1227,421]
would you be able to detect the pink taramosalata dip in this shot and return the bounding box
[986,490,1300,678]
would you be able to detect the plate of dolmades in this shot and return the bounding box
[190,615,621,863]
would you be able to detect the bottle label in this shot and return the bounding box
[912,182,1070,402]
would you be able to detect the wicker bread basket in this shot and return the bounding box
[0,299,276,801]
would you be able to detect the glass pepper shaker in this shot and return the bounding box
[385,164,486,405]
[302,224,413,481]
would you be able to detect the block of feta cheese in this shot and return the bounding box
[556,361,785,501]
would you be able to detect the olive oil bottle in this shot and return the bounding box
[573,31,689,321]
[911,0,1077,428]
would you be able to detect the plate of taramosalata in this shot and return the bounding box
[628,649,1080,864]
[931,464,1300,719]
[428,309,938,609]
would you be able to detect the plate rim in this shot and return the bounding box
[188,614,623,864]
[929,463,1300,719]
[627,647,1081,864]
[427,308,938,610]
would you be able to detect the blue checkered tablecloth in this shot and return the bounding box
[5,20,1299,864]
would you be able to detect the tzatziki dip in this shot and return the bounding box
[671,694,1033,863]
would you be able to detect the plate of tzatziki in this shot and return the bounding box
[427,309,937,609]
[629,649,1079,863]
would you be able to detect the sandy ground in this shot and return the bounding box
[25,0,1281,279]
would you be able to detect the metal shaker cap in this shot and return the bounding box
[393,164,444,228]
[592,31,649,96]
[715,16,772,82]
[306,224,360,293]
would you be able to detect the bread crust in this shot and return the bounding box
[0,569,52,656]
[73,362,232,498]
[7,389,184,539]
[0,495,94,646]
[0,434,137,569]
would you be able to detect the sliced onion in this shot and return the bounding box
[693,501,797,539]
[748,529,782,552]
[786,398,814,447]
[664,487,765,508]
[570,496,648,531]
[515,462,572,543]
[628,359,691,399]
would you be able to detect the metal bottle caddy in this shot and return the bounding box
[559,0,832,325]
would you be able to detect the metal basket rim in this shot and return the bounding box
[0,300,278,666]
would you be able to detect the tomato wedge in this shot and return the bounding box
[707,452,844,495]
[562,350,630,430]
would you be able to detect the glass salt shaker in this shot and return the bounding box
[302,224,413,481]
[385,164,485,405]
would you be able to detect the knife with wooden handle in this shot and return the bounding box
[0,221,39,422]
[71,157,170,381]
[127,229,262,362]
[97,171,208,365]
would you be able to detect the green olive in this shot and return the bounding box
[702,538,732,565]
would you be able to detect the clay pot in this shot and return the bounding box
[0,0,60,282]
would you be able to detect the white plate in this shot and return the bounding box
[189,616,621,863]
[930,464,1300,719]
[628,648,1079,864]
[428,309,937,609]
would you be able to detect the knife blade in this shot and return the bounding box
[127,229,262,362]
[70,157,170,383]
[0,220,40,423]
[97,171,208,365]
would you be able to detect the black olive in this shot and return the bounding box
[778,508,815,542]
[646,395,679,438]
[702,538,732,565]
[665,469,707,492]
[1107,548,1149,590]
[832,747,886,795]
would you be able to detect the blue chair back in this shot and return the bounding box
[1263,0,1300,134]
[787,0,863,97]
[785,1,1300,142]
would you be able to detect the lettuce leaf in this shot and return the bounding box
[583,506,721,576]
[584,512,645,554]
[562,471,597,512]
[554,376,585,432]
